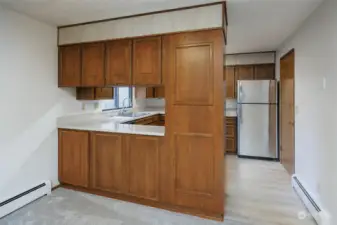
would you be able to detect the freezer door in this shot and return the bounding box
[237,80,277,104]
[238,104,278,159]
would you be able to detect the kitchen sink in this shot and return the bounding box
[118,112,151,118]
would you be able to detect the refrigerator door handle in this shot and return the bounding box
[238,82,243,103]
[237,104,242,124]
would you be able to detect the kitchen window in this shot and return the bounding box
[102,87,133,111]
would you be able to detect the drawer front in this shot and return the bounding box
[226,117,236,125]
[226,125,235,137]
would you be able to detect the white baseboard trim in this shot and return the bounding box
[292,175,331,225]
[0,180,51,219]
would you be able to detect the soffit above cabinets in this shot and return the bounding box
[58,4,224,45]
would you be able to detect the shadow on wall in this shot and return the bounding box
[0,97,80,202]
[0,129,58,201]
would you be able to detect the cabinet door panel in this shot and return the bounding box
[127,135,159,201]
[226,138,236,153]
[91,133,126,193]
[155,86,165,98]
[82,43,105,86]
[254,64,275,80]
[236,65,254,80]
[226,124,235,137]
[133,37,162,85]
[95,88,114,99]
[76,87,95,100]
[59,45,81,87]
[106,40,132,85]
[174,44,213,105]
[225,66,235,98]
[58,130,89,187]
[146,87,155,98]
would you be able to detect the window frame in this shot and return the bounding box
[102,87,133,111]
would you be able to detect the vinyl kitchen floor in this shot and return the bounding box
[0,156,316,225]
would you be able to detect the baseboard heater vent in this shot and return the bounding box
[292,175,330,225]
[0,180,51,219]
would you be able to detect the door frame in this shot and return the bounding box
[279,48,295,174]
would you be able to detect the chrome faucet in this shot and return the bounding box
[120,97,132,115]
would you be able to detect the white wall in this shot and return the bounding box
[225,52,275,66]
[58,4,223,45]
[276,0,337,223]
[0,5,82,201]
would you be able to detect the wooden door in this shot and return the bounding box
[133,37,162,85]
[95,88,114,99]
[254,64,275,80]
[280,49,295,174]
[225,66,235,98]
[82,43,105,86]
[126,135,160,201]
[90,133,127,193]
[58,129,89,187]
[106,39,132,85]
[59,45,81,87]
[236,65,254,80]
[164,30,224,215]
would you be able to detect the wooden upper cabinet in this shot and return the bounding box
[146,87,155,98]
[133,37,162,85]
[76,87,95,100]
[254,64,275,80]
[81,43,105,87]
[76,87,113,100]
[95,88,114,99]
[146,86,165,98]
[59,45,81,87]
[90,132,127,194]
[225,66,235,98]
[236,65,254,80]
[106,39,132,85]
[58,129,89,188]
[155,86,165,98]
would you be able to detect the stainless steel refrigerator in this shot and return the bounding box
[237,80,278,160]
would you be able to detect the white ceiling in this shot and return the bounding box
[0,0,323,53]
[226,0,323,53]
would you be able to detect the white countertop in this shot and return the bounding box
[57,109,165,136]
[225,109,237,117]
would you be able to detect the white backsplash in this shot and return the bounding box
[225,98,237,109]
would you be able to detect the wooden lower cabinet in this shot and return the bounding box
[58,128,223,220]
[126,135,160,201]
[58,129,89,187]
[225,117,237,154]
[90,132,127,193]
